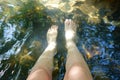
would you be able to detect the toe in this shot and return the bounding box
[69,19,73,25]
[51,25,58,31]
[65,19,69,23]
[69,19,72,22]
[65,19,70,26]
[48,28,51,32]
[55,25,58,29]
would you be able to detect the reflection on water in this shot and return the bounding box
[0,0,120,80]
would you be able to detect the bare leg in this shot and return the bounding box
[27,25,58,80]
[64,19,93,80]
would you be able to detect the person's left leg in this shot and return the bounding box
[63,19,93,80]
[27,25,58,80]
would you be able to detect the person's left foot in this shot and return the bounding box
[64,19,77,48]
[65,19,77,42]
[47,25,58,45]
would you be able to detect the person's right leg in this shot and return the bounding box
[64,19,93,80]
[27,25,58,80]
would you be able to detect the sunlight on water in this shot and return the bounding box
[0,28,32,60]
[3,23,16,42]
[0,63,10,78]
[0,7,2,12]
[40,0,73,12]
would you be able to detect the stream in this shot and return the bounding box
[0,0,120,80]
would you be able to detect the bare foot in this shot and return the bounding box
[65,19,77,46]
[47,25,58,45]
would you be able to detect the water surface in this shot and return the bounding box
[0,0,120,80]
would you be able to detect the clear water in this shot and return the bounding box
[0,0,120,80]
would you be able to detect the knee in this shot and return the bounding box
[67,65,85,80]
[27,69,51,80]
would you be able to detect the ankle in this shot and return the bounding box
[47,42,56,50]
[66,41,75,49]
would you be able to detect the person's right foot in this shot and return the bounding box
[64,19,77,47]
[47,25,58,45]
